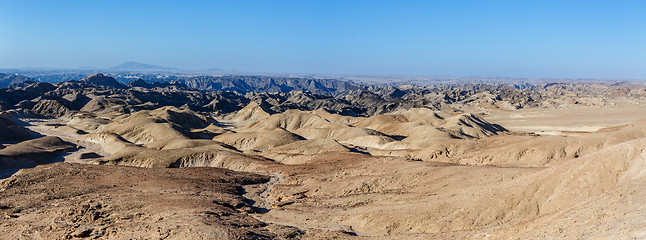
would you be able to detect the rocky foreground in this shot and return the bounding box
[0,163,305,239]
[1,73,646,239]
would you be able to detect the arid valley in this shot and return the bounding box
[0,72,645,239]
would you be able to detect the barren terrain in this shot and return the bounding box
[1,73,646,239]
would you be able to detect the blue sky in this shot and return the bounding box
[1,0,645,78]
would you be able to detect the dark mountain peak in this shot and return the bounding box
[81,73,124,88]
[128,78,152,88]
[23,82,56,93]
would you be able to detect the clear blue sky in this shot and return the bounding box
[1,0,645,79]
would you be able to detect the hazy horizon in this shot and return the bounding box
[1,1,645,79]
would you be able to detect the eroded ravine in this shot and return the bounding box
[23,118,108,164]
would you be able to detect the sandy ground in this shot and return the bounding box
[484,105,646,135]
[23,118,107,164]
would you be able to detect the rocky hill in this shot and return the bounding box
[2,73,645,118]
[0,73,36,88]
[181,75,363,96]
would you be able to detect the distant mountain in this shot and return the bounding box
[0,73,36,88]
[110,62,178,71]
[180,75,363,96]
